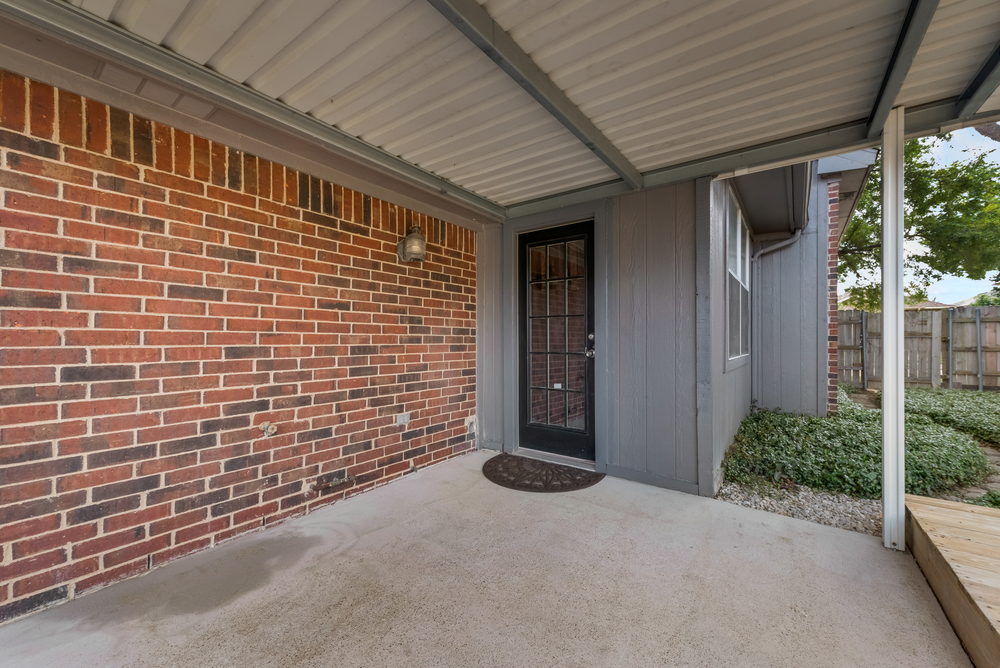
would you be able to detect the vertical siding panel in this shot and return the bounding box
[780,235,803,411]
[646,185,675,478]
[616,191,647,472]
[609,200,622,467]
[801,223,819,411]
[675,181,698,483]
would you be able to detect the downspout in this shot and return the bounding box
[751,229,803,263]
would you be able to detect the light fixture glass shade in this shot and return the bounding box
[397,225,426,262]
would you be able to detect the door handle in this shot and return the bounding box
[585,349,595,358]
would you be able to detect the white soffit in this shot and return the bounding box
[897,0,1000,109]
[480,0,910,173]
[66,0,616,206]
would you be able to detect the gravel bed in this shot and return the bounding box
[717,482,883,536]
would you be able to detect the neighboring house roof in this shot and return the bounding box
[906,300,955,309]
[954,294,986,306]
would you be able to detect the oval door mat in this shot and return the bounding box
[482,453,605,493]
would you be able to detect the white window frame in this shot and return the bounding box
[726,185,751,365]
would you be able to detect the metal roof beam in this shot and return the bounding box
[0,0,505,220]
[507,99,1000,220]
[426,0,644,191]
[866,0,940,139]
[955,42,1000,118]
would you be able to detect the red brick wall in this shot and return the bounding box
[0,71,477,623]
[826,179,840,414]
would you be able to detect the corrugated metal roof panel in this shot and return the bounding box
[59,0,1000,208]
[897,0,1000,108]
[66,0,616,206]
[483,0,908,173]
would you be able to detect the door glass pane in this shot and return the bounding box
[548,243,565,279]
[548,280,565,316]
[531,389,547,424]
[531,318,547,352]
[549,354,566,389]
[530,246,546,281]
[567,316,586,352]
[567,240,585,277]
[567,279,585,315]
[531,283,546,317]
[531,354,547,388]
[548,391,565,426]
[549,317,566,352]
[567,393,585,430]
[568,356,585,391]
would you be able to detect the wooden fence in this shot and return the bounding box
[838,306,999,390]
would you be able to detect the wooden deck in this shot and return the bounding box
[906,494,1000,667]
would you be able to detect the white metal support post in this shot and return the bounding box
[882,106,906,551]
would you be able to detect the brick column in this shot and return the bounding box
[826,179,840,414]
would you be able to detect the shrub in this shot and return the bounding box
[969,491,1000,509]
[724,390,991,498]
[900,388,1000,445]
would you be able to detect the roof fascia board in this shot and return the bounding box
[507,100,1000,218]
[866,0,940,139]
[426,0,644,191]
[955,42,1000,118]
[0,0,505,221]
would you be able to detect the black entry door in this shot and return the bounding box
[518,221,596,461]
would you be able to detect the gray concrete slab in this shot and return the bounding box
[0,451,970,667]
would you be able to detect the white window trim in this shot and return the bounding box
[725,184,751,368]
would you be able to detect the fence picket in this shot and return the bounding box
[837,306,999,390]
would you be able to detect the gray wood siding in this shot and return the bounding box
[476,224,504,449]
[609,182,698,488]
[753,173,828,416]
[707,180,752,493]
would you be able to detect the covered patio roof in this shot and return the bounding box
[0,452,971,667]
[0,0,998,226]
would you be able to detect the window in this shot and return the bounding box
[727,188,750,360]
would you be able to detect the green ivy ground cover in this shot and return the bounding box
[969,490,1000,509]
[723,390,992,499]
[900,388,1000,445]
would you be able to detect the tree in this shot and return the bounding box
[972,282,1000,306]
[838,135,1000,310]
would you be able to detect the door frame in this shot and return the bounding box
[502,200,613,471]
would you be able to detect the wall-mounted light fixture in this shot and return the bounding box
[397,225,426,262]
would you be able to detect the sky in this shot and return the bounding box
[838,126,999,305]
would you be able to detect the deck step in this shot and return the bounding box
[906,494,1000,667]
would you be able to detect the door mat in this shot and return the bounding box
[482,453,605,493]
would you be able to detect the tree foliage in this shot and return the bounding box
[972,284,1000,306]
[839,135,1000,310]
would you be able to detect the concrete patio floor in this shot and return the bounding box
[0,451,971,668]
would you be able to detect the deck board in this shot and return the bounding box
[907,494,1000,667]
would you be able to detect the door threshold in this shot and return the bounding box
[513,447,596,472]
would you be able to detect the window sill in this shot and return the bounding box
[725,354,750,373]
